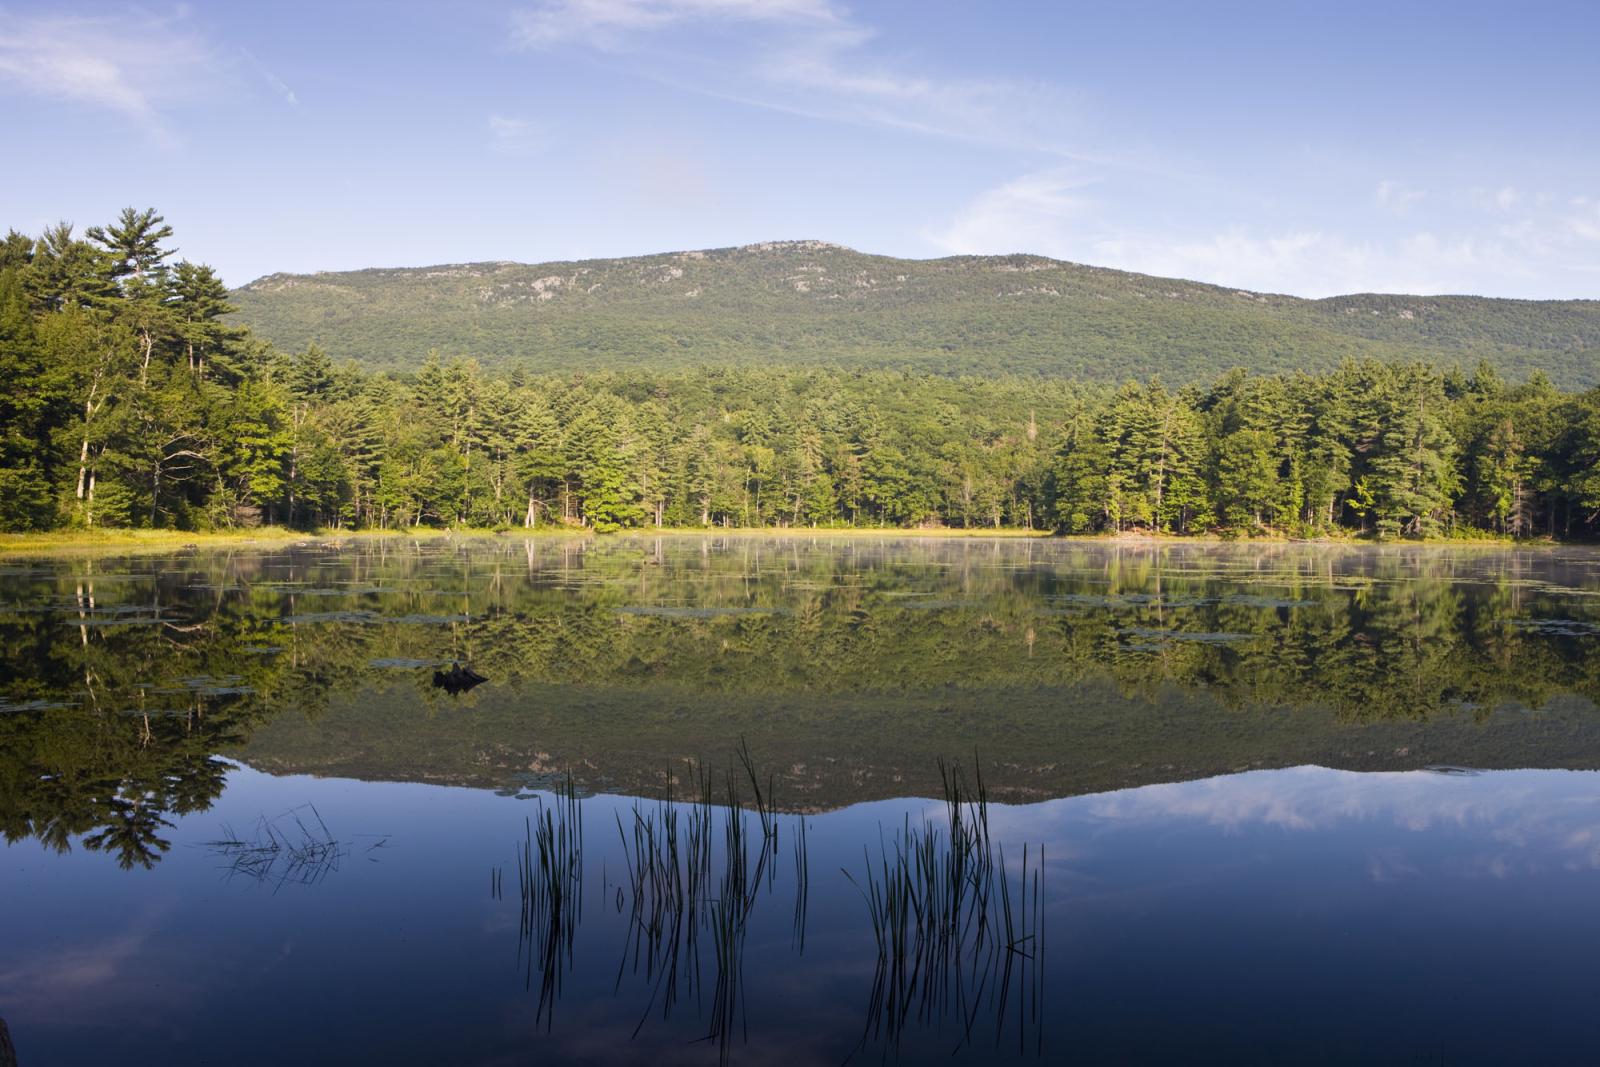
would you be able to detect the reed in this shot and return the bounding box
[844,755,1045,1058]
[791,813,810,953]
[513,772,584,1027]
[735,736,778,842]
[204,803,363,889]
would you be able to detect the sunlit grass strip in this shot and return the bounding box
[0,524,593,557]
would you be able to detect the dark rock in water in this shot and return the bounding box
[432,662,488,695]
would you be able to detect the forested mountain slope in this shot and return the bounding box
[231,241,1600,386]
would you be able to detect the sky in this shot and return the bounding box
[2,0,1598,297]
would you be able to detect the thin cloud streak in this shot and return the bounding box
[0,9,217,134]
[510,0,846,49]
[507,0,1128,166]
[239,47,300,107]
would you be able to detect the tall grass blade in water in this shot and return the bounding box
[735,736,778,843]
[605,748,801,1065]
[845,755,1046,1059]
[513,773,583,1028]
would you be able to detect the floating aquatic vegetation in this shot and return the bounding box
[115,706,189,718]
[1219,594,1317,609]
[1121,626,1255,644]
[1047,592,1215,609]
[616,605,786,619]
[155,676,254,697]
[65,605,173,627]
[0,697,69,713]
[1510,618,1600,636]
[283,610,469,625]
[271,586,398,597]
[281,609,379,624]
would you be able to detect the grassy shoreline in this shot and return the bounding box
[0,523,1549,557]
[0,525,583,557]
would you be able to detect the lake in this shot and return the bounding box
[3,535,1600,1064]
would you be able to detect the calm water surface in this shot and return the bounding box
[3,536,1600,1064]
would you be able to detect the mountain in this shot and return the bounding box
[230,240,1600,386]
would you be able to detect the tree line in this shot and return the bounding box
[3,209,1598,538]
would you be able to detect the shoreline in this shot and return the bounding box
[0,524,1551,557]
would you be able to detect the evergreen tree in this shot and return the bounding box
[1369,367,1459,537]
[0,268,58,527]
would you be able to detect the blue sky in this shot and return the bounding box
[3,1,1597,297]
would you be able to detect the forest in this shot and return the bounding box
[3,209,1599,539]
[231,239,1600,387]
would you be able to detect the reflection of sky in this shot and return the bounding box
[1085,766,1600,867]
[979,766,1600,892]
[6,764,1600,1063]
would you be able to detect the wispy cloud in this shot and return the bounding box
[925,169,1097,257]
[239,46,299,107]
[1569,198,1600,243]
[928,166,1600,297]
[511,0,844,49]
[488,114,542,156]
[1376,179,1425,214]
[1087,228,1504,297]
[508,0,1097,158]
[0,9,217,132]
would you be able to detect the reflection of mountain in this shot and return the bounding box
[4,537,1600,860]
[236,681,1600,809]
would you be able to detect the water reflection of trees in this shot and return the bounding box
[4,539,1600,865]
[0,702,248,869]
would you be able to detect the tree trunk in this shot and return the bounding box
[76,434,89,500]
[139,328,154,386]
[151,456,161,526]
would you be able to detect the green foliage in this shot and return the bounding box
[0,267,58,528]
[5,213,1600,540]
[229,242,1600,387]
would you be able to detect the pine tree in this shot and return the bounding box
[1369,367,1460,537]
[0,268,59,527]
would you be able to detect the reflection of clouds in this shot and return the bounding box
[0,897,202,1027]
[1366,848,1420,884]
[0,931,181,1024]
[0,931,145,995]
[1078,766,1600,875]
